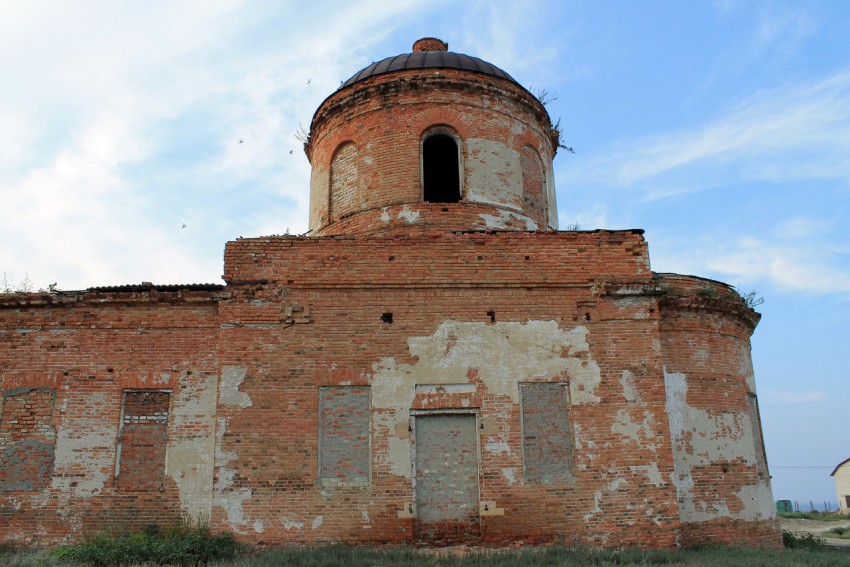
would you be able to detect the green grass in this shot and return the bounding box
[50,522,243,566]
[4,544,850,567]
[828,527,850,540]
[778,511,848,521]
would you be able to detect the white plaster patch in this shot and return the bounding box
[476,208,538,231]
[620,370,640,403]
[51,392,116,499]
[629,463,664,486]
[253,520,264,533]
[380,208,391,223]
[664,367,774,522]
[166,372,218,521]
[484,433,511,455]
[311,515,324,529]
[502,467,518,485]
[219,366,252,408]
[371,321,601,479]
[610,408,658,450]
[397,205,420,223]
[465,138,522,205]
[283,519,304,529]
[213,417,252,533]
[584,477,628,521]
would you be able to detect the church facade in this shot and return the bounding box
[0,38,780,548]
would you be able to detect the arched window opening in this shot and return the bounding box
[423,134,460,203]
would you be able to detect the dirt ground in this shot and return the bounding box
[781,516,850,548]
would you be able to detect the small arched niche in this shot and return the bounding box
[422,130,461,203]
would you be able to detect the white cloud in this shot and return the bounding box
[749,5,816,59]
[0,1,432,289]
[563,69,850,198]
[761,390,827,405]
[651,228,850,296]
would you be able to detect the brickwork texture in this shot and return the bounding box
[0,38,780,549]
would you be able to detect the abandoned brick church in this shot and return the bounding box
[0,38,780,548]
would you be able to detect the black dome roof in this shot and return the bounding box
[340,49,519,90]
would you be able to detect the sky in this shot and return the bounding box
[1,0,848,507]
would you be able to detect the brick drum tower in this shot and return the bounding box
[0,38,780,548]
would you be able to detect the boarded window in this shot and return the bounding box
[329,142,359,223]
[0,388,56,492]
[520,382,572,484]
[318,387,370,482]
[747,393,768,476]
[423,134,460,203]
[117,390,170,490]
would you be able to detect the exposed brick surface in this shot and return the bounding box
[117,391,170,491]
[0,388,56,492]
[0,40,780,550]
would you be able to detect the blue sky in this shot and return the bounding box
[1,0,848,506]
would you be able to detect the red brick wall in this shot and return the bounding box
[0,237,780,549]
[213,229,682,547]
[117,391,170,491]
[0,388,55,492]
[0,291,219,545]
[307,69,557,235]
[657,274,781,547]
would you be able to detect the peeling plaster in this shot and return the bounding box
[219,366,252,408]
[629,463,664,487]
[585,477,628,521]
[477,208,538,231]
[166,372,217,521]
[611,408,659,450]
[502,467,518,485]
[465,138,522,206]
[371,321,601,479]
[51,392,116,499]
[484,432,511,455]
[398,205,420,223]
[664,367,774,522]
[213,417,252,533]
[620,370,640,403]
[311,515,324,529]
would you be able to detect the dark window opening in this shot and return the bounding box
[423,134,460,203]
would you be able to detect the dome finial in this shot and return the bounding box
[413,37,448,52]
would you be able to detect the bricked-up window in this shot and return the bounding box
[747,393,769,477]
[329,142,359,223]
[423,133,460,203]
[318,387,370,483]
[0,388,56,492]
[520,382,573,484]
[117,390,170,490]
[520,146,546,218]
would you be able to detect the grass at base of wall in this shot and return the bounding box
[779,511,848,521]
[4,543,850,567]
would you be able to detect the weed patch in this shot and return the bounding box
[52,522,242,566]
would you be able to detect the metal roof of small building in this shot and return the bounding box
[340,39,518,90]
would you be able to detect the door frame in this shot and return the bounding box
[409,409,482,536]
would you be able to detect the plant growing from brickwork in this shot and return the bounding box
[737,288,765,309]
[696,282,719,299]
